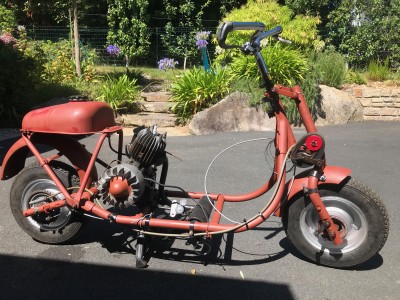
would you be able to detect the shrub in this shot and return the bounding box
[171,66,234,124]
[95,74,141,113]
[230,43,307,86]
[0,5,16,33]
[282,70,321,125]
[0,35,42,120]
[40,40,98,84]
[220,0,320,50]
[314,49,347,88]
[367,59,390,81]
[346,70,367,85]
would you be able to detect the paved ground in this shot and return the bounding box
[0,121,399,299]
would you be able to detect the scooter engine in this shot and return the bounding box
[97,126,167,209]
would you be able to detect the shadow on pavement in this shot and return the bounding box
[0,254,294,300]
[279,237,384,271]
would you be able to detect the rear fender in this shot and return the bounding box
[275,166,352,217]
[1,134,98,184]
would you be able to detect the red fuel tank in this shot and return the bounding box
[22,101,116,134]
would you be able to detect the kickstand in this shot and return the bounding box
[135,233,149,268]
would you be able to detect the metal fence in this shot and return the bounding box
[25,25,217,66]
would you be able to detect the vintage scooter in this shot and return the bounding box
[1,22,389,268]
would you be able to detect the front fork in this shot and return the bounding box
[306,169,343,245]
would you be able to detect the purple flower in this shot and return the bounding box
[107,45,120,56]
[196,39,208,49]
[195,31,211,49]
[158,58,178,71]
[196,31,211,41]
[356,52,361,56]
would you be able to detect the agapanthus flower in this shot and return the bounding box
[107,45,120,56]
[196,39,208,49]
[158,58,178,71]
[195,31,211,49]
[196,31,211,41]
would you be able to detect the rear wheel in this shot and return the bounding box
[284,178,389,268]
[10,161,84,244]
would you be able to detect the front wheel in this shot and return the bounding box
[283,178,389,268]
[10,161,84,244]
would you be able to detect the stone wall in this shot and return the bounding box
[348,86,400,121]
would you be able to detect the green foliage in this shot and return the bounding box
[0,4,16,33]
[367,59,390,82]
[107,0,150,66]
[231,77,265,107]
[38,40,97,84]
[325,0,400,68]
[171,66,234,124]
[275,69,320,125]
[161,1,213,64]
[0,38,41,119]
[220,0,321,51]
[345,70,366,85]
[230,43,308,86]
[314,49,347,88]
[95,74,141,113]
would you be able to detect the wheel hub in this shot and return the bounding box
[300,196,368,254]
[22,179,71,231]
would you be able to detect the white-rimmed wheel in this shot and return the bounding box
[10,161,84,244]
[283,178,389,268]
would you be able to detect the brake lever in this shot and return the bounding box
[275,36,292,44]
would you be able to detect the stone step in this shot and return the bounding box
[141,91,172,102]
[117,112,177,127]
[138,101,174,113]
[141,83,164,93]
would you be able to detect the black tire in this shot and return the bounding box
[283,178,389,268]
[10,161,84,244]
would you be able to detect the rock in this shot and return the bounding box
[189,92,275,135]
[315,85,364,126]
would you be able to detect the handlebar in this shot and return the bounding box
[217,21,266,49]
[217,21,284,50]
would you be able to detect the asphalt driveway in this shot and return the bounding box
[0,121,399,299]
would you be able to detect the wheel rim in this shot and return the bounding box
[299,196,368,254]
[21,179,71,230]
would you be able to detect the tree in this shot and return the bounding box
[3,1,108,26]
[107,0,150,66]
[325,0,400,67]
[72,0,81,77]
[160,0,215,68]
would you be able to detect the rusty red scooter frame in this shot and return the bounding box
[4,21,387,269]
[1,84,349,243]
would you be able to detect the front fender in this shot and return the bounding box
[275,166,352,217]
[1,134,98,183]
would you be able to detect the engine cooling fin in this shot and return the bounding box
[126,126,166,168]
[97,164,145,209]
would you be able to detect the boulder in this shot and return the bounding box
[315,85,364,126]
[189,92,275,135]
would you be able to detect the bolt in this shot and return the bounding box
[323,221,331,227]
